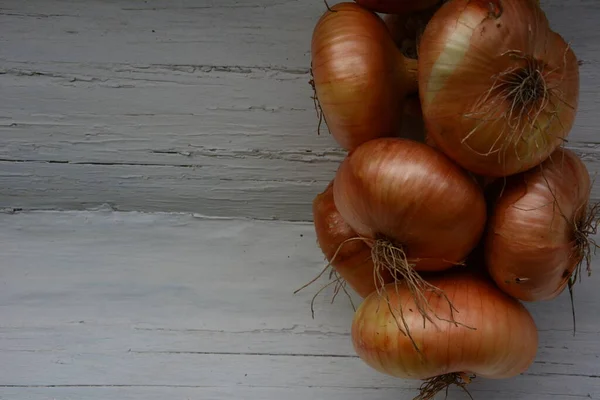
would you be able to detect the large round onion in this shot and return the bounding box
[418,0,580,177]
[352,270,538,398]
[333,137,487,272]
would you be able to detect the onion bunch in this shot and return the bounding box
[303,1,590,399]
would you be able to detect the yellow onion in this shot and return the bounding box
[352,270,538,399]
[485,148,594,301]
[333,137,486,272]
[311,2,418,151]
[418,0,579,177]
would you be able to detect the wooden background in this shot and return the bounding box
[1,0,599,221]
[2,210,600,399]
[1,1,600,399]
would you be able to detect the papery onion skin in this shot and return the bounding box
[333,137,487,271]
[311,2,418,151]
[351,270,539,380]
[313,181,392,298]
[355,0,440,14]
[418,0,580,177]
[485,148,591,302]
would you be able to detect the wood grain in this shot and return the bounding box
[1,0,599,220]
[1,211,600,399]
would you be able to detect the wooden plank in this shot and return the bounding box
[0,161,326,221]
[0,386,597,400]
[1,211,600,398]
[0,0,321,67]
[1,352,599,398]
[0,60,331,157]
[1,0,599,220]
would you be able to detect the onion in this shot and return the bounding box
[333,138,487,343]
[485,148,596,302]
[312,181,392,298]
[417,0,580,177]
[334,137,486,271]
[355,0,440,14]
[311,2,418,151]
[352,270,539,399]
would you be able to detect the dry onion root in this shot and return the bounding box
[351,270,539,400]
[417,0,580,177]
[311,2,419,151]
[333,137,487,347]
[484,148,598,303]
[312,180,392,299]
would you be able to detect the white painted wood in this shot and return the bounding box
[0,161,326,221]
[1,211,600,399]
[1,0,599,220]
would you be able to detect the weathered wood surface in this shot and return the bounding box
[0,210,599,399]
[1,0,600,221]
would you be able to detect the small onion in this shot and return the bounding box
[311,2,418,151]
[418,0,580,177]
[485,148,594,302]
[352,270,539,398]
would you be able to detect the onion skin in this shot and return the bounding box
[351,270,539,380]
[355,0,440,14]
[333,137,487,271]
[311,2,418,151]
[313,181,391,298]
[485,148,591,302]
[418,0,580,177]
